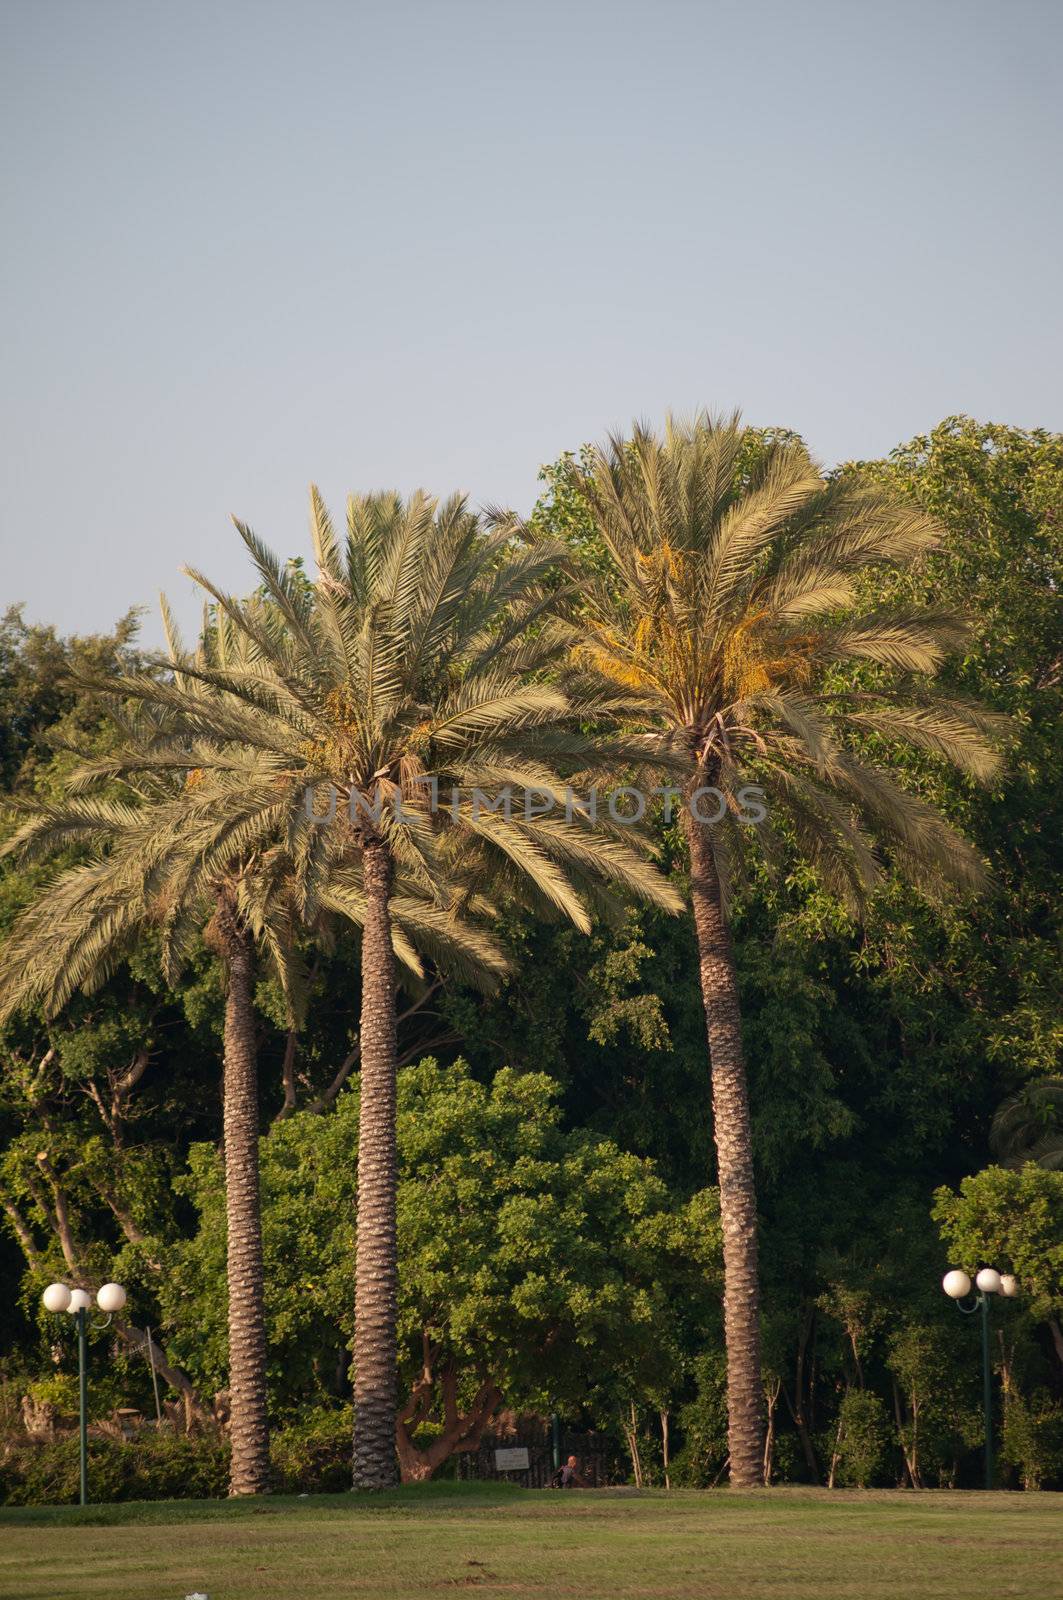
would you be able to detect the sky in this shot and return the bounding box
[2,0,1061,646]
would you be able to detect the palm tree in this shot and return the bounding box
[0,595,339,1495]
[990,1079,1063,1170]
[526,414,1004,1486]
[89,488,682,1488]
[0,604,509,1496]
[0,785,292,1492]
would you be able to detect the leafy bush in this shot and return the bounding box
[0,1431,229,1506]
[669,1353,728,1487]
[0,1411,360,1505]
[832,1390,891,1488]
[0,1377,30,1443]
[1002,1391,1063,1491]
[769,1433,803,1485]
[21,1375,79,1421]
[270,1407,352,1493]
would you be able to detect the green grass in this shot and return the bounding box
[1,1482,1059,1600]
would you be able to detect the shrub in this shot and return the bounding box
[0,1411,359,1505]
[0,1377,30,1444]
[832,1390,891,1488]
[21,1375,79,1423]
[270,1408,352,1494]
[669,1353,728,1487]
[0,1431,229,1506]
[1002,1391,1063,1491]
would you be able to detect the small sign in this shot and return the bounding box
[493,1447,530,1472]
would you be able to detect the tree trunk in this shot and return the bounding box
[352,835,400,1489]
[791,1303,821,1481]
[763,1377,780,1485]
[216,892,270,1495]
[1048,1318,1063,1376]
[827,1405,845,1491]
[684,806,764,1488]
[892,1379,921,1489]
[622,1401,644,1488]
[395,1359,501,1483]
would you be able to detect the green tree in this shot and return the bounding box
[847,417,1063,1086]
[0,606,143,792]
[933,1164,1063,1374]
[162,1057,720,1481]
[886,1318,982,1487]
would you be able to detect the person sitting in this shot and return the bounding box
[550,1454,587,1488]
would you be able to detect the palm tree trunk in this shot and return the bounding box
[352,835,400,1489]
[216,893,270,1495]
[684,807,764,1488]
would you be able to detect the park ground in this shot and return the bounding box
[0,1481,1060,1600]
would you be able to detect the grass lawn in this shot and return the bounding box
[0,1481,1059,1600]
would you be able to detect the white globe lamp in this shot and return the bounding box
[942,1269,971,1300]
[976,1268,1003,1295]
[96,1283,127,1313]
[42,1282,72,1313]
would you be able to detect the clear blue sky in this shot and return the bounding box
[2,0,1060,644]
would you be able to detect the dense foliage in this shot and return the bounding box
[1,416,1061,1498]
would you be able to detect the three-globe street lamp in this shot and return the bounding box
[41,1280,127,1506]
[942,1267,1018,1490]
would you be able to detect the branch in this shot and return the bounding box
[34,1153,79,1272]
[113,1322,212,1431]
[448,1379,502,1454]
[96,1184,162,1273]
[5,1045,58,1108]
[2,1195,42,1268]
[305,1040,360,1116]
[396,1031,459,1070]
[397,1332,438,1432]
[28,1046,57,1104]
[274,1028,300,1121]
[75,1043,152,1146]
[110,1045,151,1123]
[273,956,320,1121]
[1034,653,1062,692]
[83,1079,117,1141]
[307,982,444,1113]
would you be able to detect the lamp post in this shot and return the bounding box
[41,1280,127,1506]
[942,1267,1018,1490]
